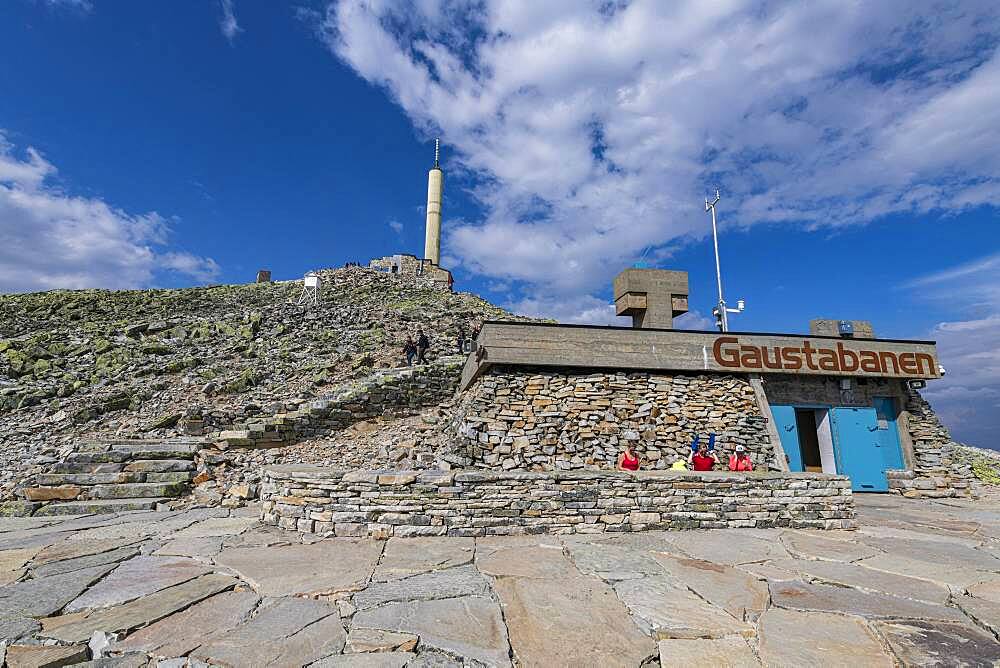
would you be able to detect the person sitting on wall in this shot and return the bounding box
[728,444,754,472]
[687,434,720,471]
[416,329,431,364]
[618,443,640,471]
[403,335,417,367]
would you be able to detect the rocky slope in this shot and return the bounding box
[0,266,520,500]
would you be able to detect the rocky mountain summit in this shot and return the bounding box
[0,266,520,501]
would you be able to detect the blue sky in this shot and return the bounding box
[0,0,997,446]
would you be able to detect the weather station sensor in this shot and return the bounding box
[705,190,746,332]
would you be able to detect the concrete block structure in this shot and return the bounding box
[614,268,689,328]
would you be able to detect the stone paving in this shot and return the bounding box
[3,494,1000,666]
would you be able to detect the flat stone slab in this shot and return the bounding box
[876,619,1000,667]
[345,627,418,653]
[153,536,225,559]
[169,516,257,538]
[216,539,383,596]
[563,540,667,581]
[124,459,195,472]
[758,608,891,666]
[352,596,511,667]
[0,548,39,573]
[476,542,573,579]
[657,636,759,668]
[5,643,88,667]
[769,580,966,621]
[652,553,769,621]
[66,555,212,612]
[768,558,950,604]
[616,576,752,639]
[33,536,144,566]
[191,596,345,667]
[373,537,474,581]
[860,535,1000,572]
[0,563,116,618]
[780,530,878,562]
[664,530,790,565]
[0,616,40,643]
[34,498,165,516]
[968,578,1000,603]
[954,595,1000,637]
[311,653,414,668]
[39,573,238,643]
[353,564,488,611]
[115,590,260,657]
[31,545,140,578]
[856,553,994,589]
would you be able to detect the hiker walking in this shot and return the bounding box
[402,335,417,367]
[416,329,430,364]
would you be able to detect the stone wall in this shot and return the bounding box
[213,357,464,449]
[260,466,855,537]
[889,388,973,498]
[368,254,452,290]
[443,367,775,472]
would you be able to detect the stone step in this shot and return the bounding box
[51,462,125,474]
[34,497,168,516]
[111,443,200,459]
[124,459,196,473]
[145,471,196,483]
[66,451,131,464]
[90,482,188,500]
[36,472,146,486]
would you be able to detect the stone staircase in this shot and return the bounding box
[22,439,205,516]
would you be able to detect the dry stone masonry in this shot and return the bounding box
[444,367,774,472]
[260,466,855,538]
[214,357,464,449]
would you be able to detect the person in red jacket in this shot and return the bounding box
[728,444,754,471]
[688,438,720,471]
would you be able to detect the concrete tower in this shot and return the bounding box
[423,139,443,266]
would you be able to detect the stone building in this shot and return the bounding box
[447,268,964,497]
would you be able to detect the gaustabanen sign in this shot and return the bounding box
[460,322,941,391]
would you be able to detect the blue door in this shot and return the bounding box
[771,405,803,472]
[873,397,905,471]
[830,407,887,491]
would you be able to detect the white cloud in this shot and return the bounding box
[388,219,403,236]
[905,253,1000,448]
[0,133,220,293]
[219,0,242,44]
[40,0,92,12]
[318,0,1000,312]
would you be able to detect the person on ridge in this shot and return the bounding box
[457,326,467,354]
[687,434,720,471]
[728,444,754,471]
[618,443,640,471]
[416,329,431,365]
[402,335,417,367]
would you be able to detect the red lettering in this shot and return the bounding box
[781,347,802,369]
[801,341,818,370]
[761,347,783,369]
[898,353,918,374]
[818,349,839,371]
[740,345,763,369]
[915,353,936,376]
[713,337,740,368]
[837,343,859,372]
[860,351,880,372]
[879,351,899,375]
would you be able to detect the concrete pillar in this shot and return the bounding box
[424,167,443,266]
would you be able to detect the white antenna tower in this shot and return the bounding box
[705,189,745,332]
[297,272,321,308]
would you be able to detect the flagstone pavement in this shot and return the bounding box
[3,494,1000,667]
